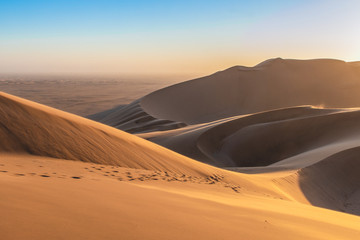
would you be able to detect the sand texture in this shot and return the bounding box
[2,58,360,239]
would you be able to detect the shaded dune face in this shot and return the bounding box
[196,106,339,167]
[92,59,360,134]
[90,58,360,170]
[140,58,360,125]
[89,100,186,134]
[274,147,360,215]
[202,108,360,167]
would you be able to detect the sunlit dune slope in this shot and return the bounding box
[0,91,217,176]
[2,93,360,239]
[1,155,360,240]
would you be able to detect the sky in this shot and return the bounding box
[1,0,360,78]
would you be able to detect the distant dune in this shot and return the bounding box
[2,58,360,239]
[90,58,360,216]
[92,58,360,132]
[142,58,360,124]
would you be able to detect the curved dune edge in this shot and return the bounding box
[2,92,360,239]
[89,99,187,133]
[137,105,359,168]
[92,58,360,134]
[0,91,221,177]
[272,147,360,215]
[199,106,360,168]
[140,58,360,124]
[1,91,285,193]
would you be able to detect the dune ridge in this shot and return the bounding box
[0,91,218,177]
[3,58,360,239]
[272,146,360,215]
[93,58,360,134]
[88,58,360,219]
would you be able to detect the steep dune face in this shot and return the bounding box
[210,108,360,167]
[90,59,360,173]
[273,147,360,215]
[90,100,186,133]
[0,92,218,176]
[138,106,360,169]
[141,58,360,124]
[92,58,360,135]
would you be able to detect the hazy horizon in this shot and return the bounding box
[1,0,360,77]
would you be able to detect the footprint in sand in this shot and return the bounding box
[40,174,50,177]
[14,173,25,176]
[71,176,81,179]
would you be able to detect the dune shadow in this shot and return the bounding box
[297,147,360,216]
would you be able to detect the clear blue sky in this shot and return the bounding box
[1,0,359,76]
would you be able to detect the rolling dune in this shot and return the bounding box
[141,58,360,124]
[3,58,360,239]
[0,92,217,177]
[89,58,360,219]
[2,93,360,239]
[2,155,360,240]
[93,58,360,133]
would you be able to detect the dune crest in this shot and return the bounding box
[93,58,360,133]
[0,92,217,177]
[3,59,360,239]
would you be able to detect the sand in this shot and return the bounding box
[1,154,360,240]
[2,58,360,239]
[0,74,180,116]
[92,58,360,132]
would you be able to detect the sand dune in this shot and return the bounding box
[3,58,360,239]
[1,154,360,240]
[201,106,360,167]
[141,58,360,124]
[270,146,360,216]
[91,59,360,171]
[93,58,360,133]
[1,93,360,239]
[89,59,360,218]
[0,91,218,177]
[1,93,360,240]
